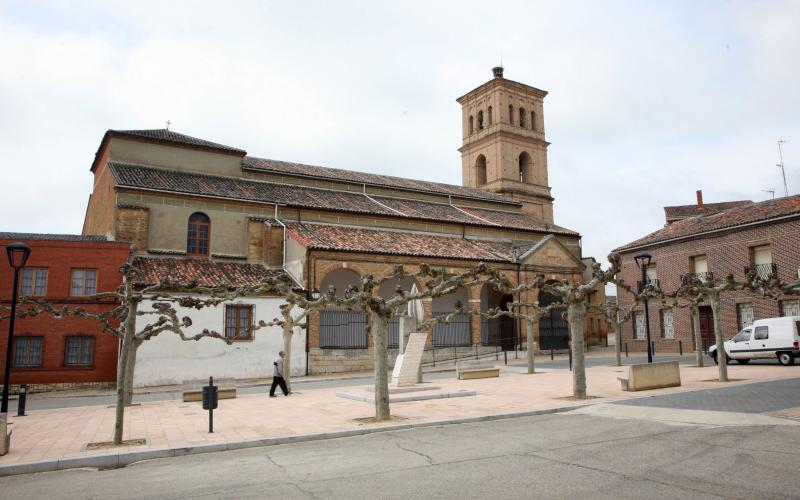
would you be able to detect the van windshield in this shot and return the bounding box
[732,329,751,342]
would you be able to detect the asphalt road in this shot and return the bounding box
[2,402,799,499]
[19,353,732,411]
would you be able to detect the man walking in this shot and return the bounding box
[270,350,290,397]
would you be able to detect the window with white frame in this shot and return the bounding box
[633,312,645,339]
[71,269,97,296]
[781,300,800,317]
[660,309,674,339]
[21,268,48,296]
[737,303,754,330]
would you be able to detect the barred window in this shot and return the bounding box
[660,309,674,339]
[71,269,97,296]
[65,337,94,366]
[737,303,754,330]
[13,337,43,367]
[780,300,800,317]
[225,305,253,340]
[633,312,645,339]
[21,268,48,296]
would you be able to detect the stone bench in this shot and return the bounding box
[457,359,500,380]
[618,361,681,392]
[1,413,10,456]
[182,378,237,402]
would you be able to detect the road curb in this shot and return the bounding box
[0,403,586,477]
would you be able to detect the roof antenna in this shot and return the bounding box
[777,139,788,197]
[165,120,172,130]
[763,188,775,200]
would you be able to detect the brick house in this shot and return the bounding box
[613,192,800,354]
[0,234,130,391]
[79,68,606,376]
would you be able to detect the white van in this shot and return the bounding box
[708,316,800,366]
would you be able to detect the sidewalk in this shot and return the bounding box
[2,361,797,474]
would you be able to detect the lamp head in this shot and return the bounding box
[633,252,652,269]
[309,288,322,300]
[6,242,31,270]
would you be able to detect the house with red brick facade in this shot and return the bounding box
[0,234,130,392]
[614,193,800,354]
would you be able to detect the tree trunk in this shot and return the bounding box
[526,319,535,374]
[614,321,623,367]
[371,313,391,421]
[567,303,587,399]
[709,293,728,382]
[122,341,139,406]
[282,324,293,392]
[691,304,704,368]
[114,301,138,445]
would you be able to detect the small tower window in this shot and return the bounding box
[531,110,536,131]
[508,105,514,125]
[476,155,487,185]
[478,110,484,130]
[518,152,532,183]
[187,212,210,257]
[469,115,474,135]
[519,108,526,128]
[488,106,493,125]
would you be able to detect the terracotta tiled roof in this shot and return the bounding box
[0,233,111,242]
[131,256,286,288]
[110,129,246,155]
[664,200,752,221]
[109,162,577,235]
[615,195,800,252]
[285,222,515,262]
[242,156,517,205]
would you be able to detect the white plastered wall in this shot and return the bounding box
[133,295,305,387]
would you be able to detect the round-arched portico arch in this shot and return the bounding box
[319,268,366,348]
[480,283,517,349]
[538,284,569,350]
[430,287,470,347]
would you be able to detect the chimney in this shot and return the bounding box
[696,190,704,209]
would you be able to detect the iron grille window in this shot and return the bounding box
[21,268,48,296]
[633,312,645,339]
[431,312,471,347]
[780,300,800,317]
[737,303,754,330]
[70,269,97,296]
[319,310,367,348]
[65,336,94,366]
[187,212,210,256]
[13,337,43,367]
[660,309,674,339]
[225,305,253,340]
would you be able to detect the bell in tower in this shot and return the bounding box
[456,67,554,222]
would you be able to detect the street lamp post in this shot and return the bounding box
[1,242,31,414]
[634,252,653,364]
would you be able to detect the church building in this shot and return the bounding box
[81,67,602,380]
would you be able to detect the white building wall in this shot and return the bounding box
[133,296,305,387]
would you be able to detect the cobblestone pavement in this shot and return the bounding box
[613,376,800,413]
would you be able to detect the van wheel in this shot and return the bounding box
[737,358,750,365]
[777,353,795,366]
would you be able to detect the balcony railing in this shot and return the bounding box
[637,278,660,293]
[745,263,778,280]
[680,272,713,286]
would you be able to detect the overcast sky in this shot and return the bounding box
[1,1,798,267]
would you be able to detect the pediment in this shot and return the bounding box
[517,235,584,269]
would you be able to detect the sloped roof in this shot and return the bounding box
[615,195,800,252]
[109,129,247,155]
[664,200,753,221]
[242,156,518,205]
[285,222,515,262]
[108,162,576,235]
[0,233,111,242]
[131,256,285,288]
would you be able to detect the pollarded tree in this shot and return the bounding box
[589,299,637,367]
[338,263,501,421]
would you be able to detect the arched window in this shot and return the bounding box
[488,106,493,125]
[531,110,536,131]
[508,105,514,125]
[477,110,484,130]
[187,212,210,257]
[468,115,474,135]
[518,152,532,183]
[475,155,487,185]
[519,108,526,128]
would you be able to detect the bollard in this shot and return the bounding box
[679,340,683,356]
[504,350,508,365]
[569,345,573,371]
[16,384,27,417]
[550,347,554,361]
[454,347,458,365]
[495,345,499,361]
[475,344,478,360]
[651,341,655,357]
[432,347,435,367]
[625,342,629,357]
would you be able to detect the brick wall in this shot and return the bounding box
[616,218,800,353]
[0,238,130,386]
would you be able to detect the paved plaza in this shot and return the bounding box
[2,361,798,473]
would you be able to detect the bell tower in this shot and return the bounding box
[457,67,553,221]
